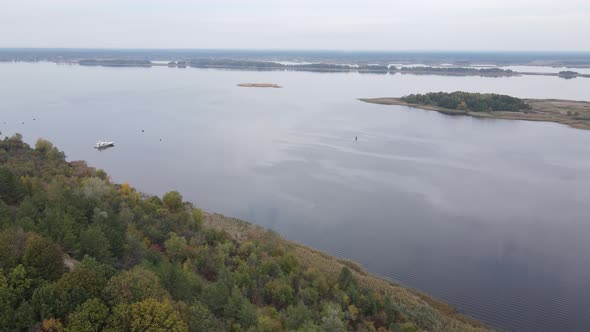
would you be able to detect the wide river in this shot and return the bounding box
[2,62,590,331]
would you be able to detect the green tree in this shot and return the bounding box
[296,321,323,332]
[35,139,54,156]
[65,298,109,332]
[338,267,356,291]
[61,225,78,256]
[50,258,111,317]
[31,284,58,321]
[165,233,187,263]
[175,301,220,332]
[163,191,184,213]
[286,301,314,330]
[398,322,420,332]
[0,167,24,204]
[79,225,111,261]
[14,300,35,330]
[191,208,203,230]
[202,281,230,316]
[320,302,346,332]
[0,265,33,331]
[0,200,10,228]
[22,234,64,281]
[7,264,32,300]
[224,287,257,327]
[95,169,108,180]
[15,217,36,232]
[264,278,293,308]
[383,296,399,325]
[103,266,169,305]
[0,229,28,273]
[15,196,40,223]
[257,313,282,332]
[101,214,127,260]
[109,299,187,332]
[0,272,7,288]
[0,276,17,330]
[145,259,201,302]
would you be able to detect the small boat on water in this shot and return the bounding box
[95,141,115,149]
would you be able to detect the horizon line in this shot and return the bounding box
[1,47,590,54]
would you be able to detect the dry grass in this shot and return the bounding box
[203,212,493,332]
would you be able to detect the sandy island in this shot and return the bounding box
[237,83,282,88]
[360,97,590,130]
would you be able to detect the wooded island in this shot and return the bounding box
[361,92,590,130]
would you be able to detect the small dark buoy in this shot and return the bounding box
[33,118,36,121]
[141,130,144,133]
[355,136,357,141]
[159,139,162,141]
[22,122,24,124]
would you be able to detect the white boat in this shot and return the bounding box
[95,141,115,149]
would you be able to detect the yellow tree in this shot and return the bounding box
[120,183,132,197]
[109,299,187,332]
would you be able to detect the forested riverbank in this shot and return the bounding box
[0,135,488,332]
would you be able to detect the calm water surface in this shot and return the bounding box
[2,62,590,331]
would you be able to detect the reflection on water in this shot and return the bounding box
[1,62,590,331]
[95,145,115,151]
[500,65,590,74]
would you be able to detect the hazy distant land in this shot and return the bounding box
[2,48,590,78]
[237,83,282,88]
[2,48,590,66]
[70,59,590,78]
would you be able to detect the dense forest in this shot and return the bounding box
[72,58,524,76]
[188,59,357,72]
[0,134,480,332]
[401,92,531,112]
[188,59,283,69]
[78,60,152,67]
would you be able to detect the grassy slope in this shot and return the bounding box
[203,213,491,332]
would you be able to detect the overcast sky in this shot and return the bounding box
[1,0,589,51]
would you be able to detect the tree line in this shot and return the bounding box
[399,67,513,75]
[401,91,531,112]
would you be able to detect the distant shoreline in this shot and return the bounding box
[360,97,590,130]
[2,48,590,67]
[237,83,282,88]
[2,55,590,78]
[80,61,590,78]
